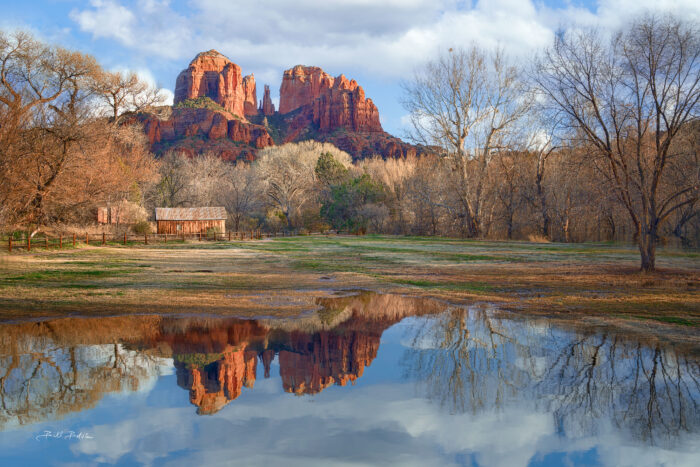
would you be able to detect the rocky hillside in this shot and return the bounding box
[135,50,425,161]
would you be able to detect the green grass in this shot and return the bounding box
[3,268,136,282]
[634,315,695,326]
[174,352,224,368]
[392,279,497,293]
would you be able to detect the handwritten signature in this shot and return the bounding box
[35,430,94,441]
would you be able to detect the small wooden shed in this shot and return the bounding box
[155,207,226,235]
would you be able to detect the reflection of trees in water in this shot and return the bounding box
[401,308,700,446]
[403,308,524,413]
[543,333,700,445]
[0,341,166,430]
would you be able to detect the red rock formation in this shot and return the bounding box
[261,349,275,378]
[174,50,247,118]
[278,327,381,395]
[278,66,382,133]
[134,52,429,161]
[260,85,275,116]
[279,65,334,114]
[243,74,258,116]
[133,108,273,161]
[182,347,257,415]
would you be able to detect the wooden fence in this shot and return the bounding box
[3,229,315,253]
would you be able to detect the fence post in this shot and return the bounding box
[73,234,76,247]
[199,232,202,241]
[145,234,148,245]
[59,236,62,249]
[8,236,11,253]
[45,237,48,249]
[124,233,127,245]
[228,231,231,241]
[164,234,167,244]
[86,233,89,245]
[102,232,106,245]
[27,236,31,252]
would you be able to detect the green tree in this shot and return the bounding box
[321,174,384,233]
[315,152,350,188]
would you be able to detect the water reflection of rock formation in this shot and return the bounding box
[168,293,440,412]
[0,293,442,425]
[1,292,697,449]
[401,307,700,448]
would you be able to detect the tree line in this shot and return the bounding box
[1,15,698,271]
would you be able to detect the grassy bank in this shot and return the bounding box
[0,235,697,328]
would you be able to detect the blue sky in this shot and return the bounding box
[3,0,699,136]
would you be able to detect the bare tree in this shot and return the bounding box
[92,69,166,124]
[0,31,98,227]
[255,141,351,228]
[360,156,416,234]
[152,152,192,208]
[184,152,233,206]
[224,163,260,232]
[0,31,159,231]
[402,46,532,237]
[535,15,700,271]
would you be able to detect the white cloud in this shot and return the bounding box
[69,0,700,80]
[67,0,700,132]
[68,380,700,467]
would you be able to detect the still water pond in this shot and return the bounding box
[0,292,697,466]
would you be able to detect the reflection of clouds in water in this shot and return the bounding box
[403,308,699,446]
[1,298,698,466]
[0,343,171,431]
[70,381,698,467]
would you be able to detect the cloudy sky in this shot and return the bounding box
[3,0,700,135]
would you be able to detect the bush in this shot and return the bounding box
[206,226,222,238]
[527,234,550,243]
[174,97,237,118]
[132,221,152,235]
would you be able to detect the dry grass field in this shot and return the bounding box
[0,235,698,332]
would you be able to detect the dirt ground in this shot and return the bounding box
[0,235,697,332]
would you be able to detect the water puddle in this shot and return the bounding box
[0,292,697,466]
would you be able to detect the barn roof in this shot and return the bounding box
[155,207,227,221]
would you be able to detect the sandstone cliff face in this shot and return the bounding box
[134,108,273,161]
[278,328,381,395]
[278,66,382,133]
[242,74,257,116]
[279,65,334,114]
[260,85,275,116]
[174,50,248,119]
[177,347,258,415]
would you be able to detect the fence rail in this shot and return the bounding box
[3,229,328,253]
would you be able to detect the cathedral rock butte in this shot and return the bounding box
[134,50,425,161]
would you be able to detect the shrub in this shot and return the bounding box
[527,234,550,243]
[174,97,238,118]
[206,226,222,238]
[132,221,152,235]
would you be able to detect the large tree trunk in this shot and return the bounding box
[638,222,657,272]
[506,213,514,239]
[535,161,550,238]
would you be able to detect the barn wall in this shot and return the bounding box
[157,220,226,235]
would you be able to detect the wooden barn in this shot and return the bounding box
[155,207,226,235]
